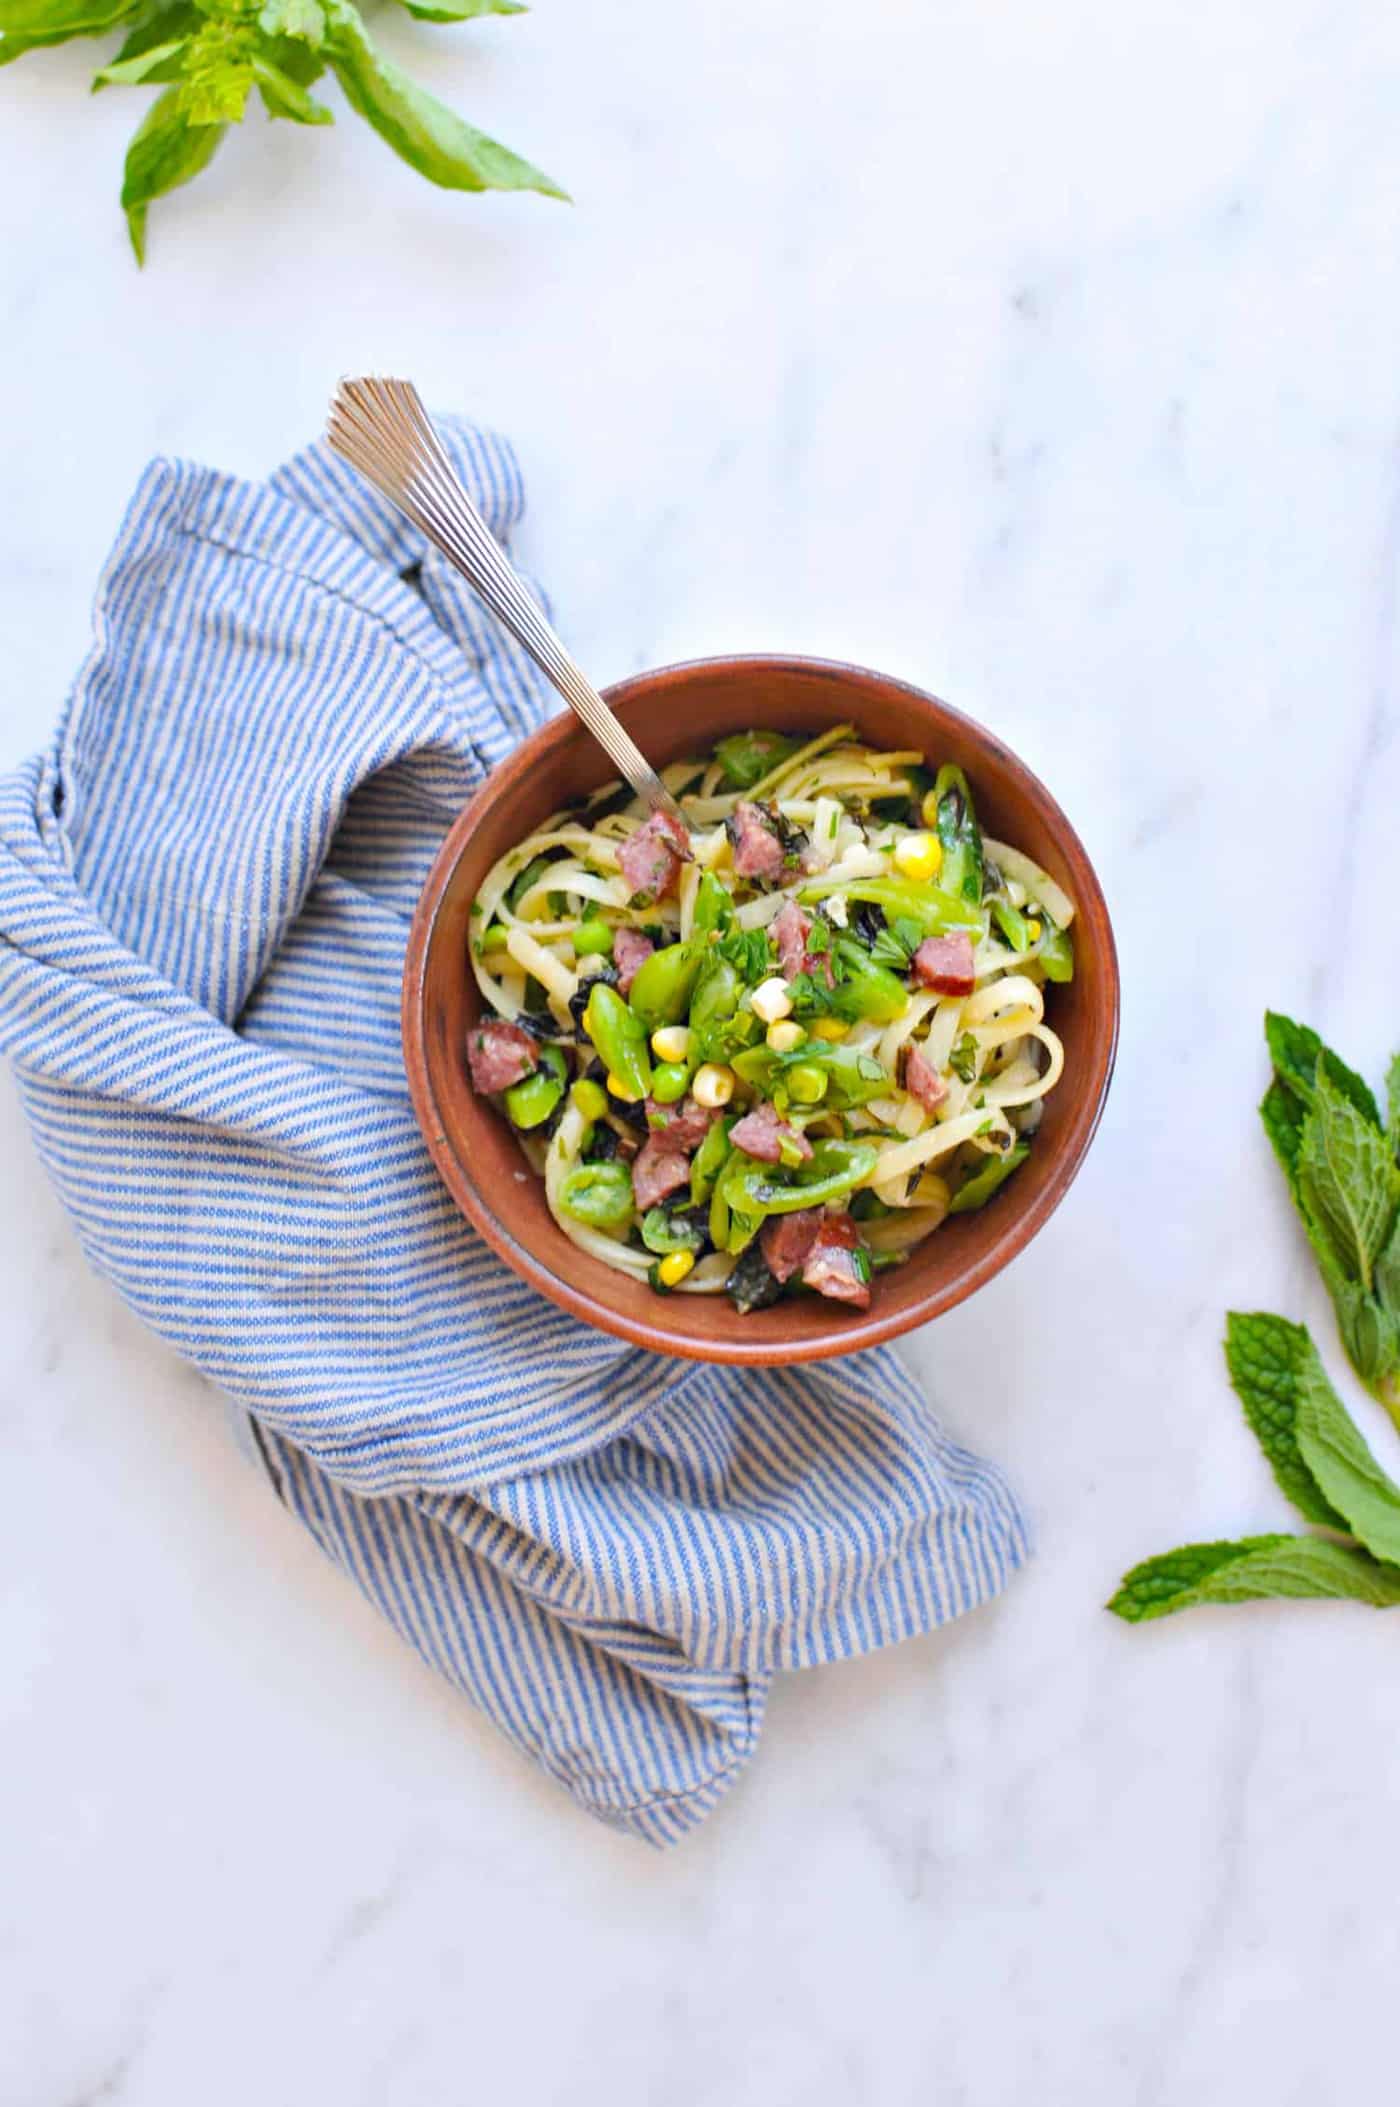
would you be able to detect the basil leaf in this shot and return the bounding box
[1222,1313,1350,1529]
[393,0,525,17]
[92,34,187,85]
[1264,1010,1383,1129]
[323,0,567,197]
[1107,1534,1400,1623]
[254,52,332,120]
[1297,1071,1400,1293]
[1292,1346,1400,1564]
[120,86,227,263]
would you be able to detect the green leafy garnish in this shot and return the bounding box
[0,0,565,260]
[1108,1536,1400,1623]
[949,1032,978,1084]
[1111,1014,1400,1623]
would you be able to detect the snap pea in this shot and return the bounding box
[991,898,1032,953]
[572,917,614,958]
[558,1159,635,1230]
[736,1041,890,1111]
[829,938,909,1024]
[713,729,800,791]
[947,1141,1030,1214]
[932,763,983,904]
[640,1204,708,1256]
[714,1146,764,1253]
[503,1045,567,1130]
[798,875,985,941]
[689,956,754,1062]
[628,939,703,1031]
[690,1113,734,1206]
[692,870,735,937]
[1039,922,1074,984]
[582,982,652,1100]
[708,1180,730,1253]
[650,1060,693,1105]
[726,1138,879,1217]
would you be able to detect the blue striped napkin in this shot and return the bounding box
[0,423,1029,1841]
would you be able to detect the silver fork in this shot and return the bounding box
[326,377,686,830]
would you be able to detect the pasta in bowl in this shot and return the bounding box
[463,722,1075,1318]
[403,654,1118,1365]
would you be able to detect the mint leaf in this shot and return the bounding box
[1264,1011,1382,1129]
[121,86,227,262]
[254,51,331,119]
[93,35,188,85]
[1260,1077,1305,1196]
[324,0,567,197]
[1388,1051,1400,1157]
[1376,1211,1400,1315]
[259,0,323,37]
[1108,1534,1400,1622]
[394,0,526,18]
[1223,1313,1349,1529]
[1297,1071,1400,1294]
[1293,1346,1400,1564]
[0,0,136,33]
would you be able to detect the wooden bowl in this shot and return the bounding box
[403,655,1119,1364]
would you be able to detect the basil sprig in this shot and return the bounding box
[1111,1014,1400,1622]
[0,0,566,261]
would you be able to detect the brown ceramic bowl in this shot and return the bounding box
[403,655,1118,1364]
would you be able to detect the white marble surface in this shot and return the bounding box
[4,2,1400,2099]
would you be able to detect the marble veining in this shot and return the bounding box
[3,0,1400,2100]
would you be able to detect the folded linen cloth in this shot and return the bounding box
[0,423,1029,1841]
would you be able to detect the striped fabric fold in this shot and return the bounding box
[0,424,1030,1841]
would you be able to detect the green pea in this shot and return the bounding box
[628,940,703,1031]
[573,918,614,958]
[582,983,652,1101]
[558,1159,635,1230]
[785,1062,829,1105]
[650,1061,692,1105]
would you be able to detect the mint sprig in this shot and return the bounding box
[0,0,565,260]
[1110,1015,1400,1622]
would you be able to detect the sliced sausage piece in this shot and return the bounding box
[729,1101,813,1164]
[727,800,785,881]
[801,1214,872,1309]
[467,1018,539,1094]
[772,899,812,981]
[613,927,655,995]
[645,1096,715,1152]
[911,932,976,997]
[618,808,690,903]
[630,1138,692,1210]
[760,1207,823,1284]
[903,1042,948,1111]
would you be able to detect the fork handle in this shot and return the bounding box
[328,379,685,829]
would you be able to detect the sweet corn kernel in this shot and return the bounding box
[892,831,943,883]
[920,788,940,829]
[570,1078,608,1122]
[651,1024,693,1063]
[751,975,794,1025]
[607,1073,646,1103]
[1027,918,1043,943]
[691,1062,736,1109]
[809,1017,850,1042]
[766,1020,806,1053]
[657,1250,696,1288]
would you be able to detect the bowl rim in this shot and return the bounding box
[402,651,1120,1363]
